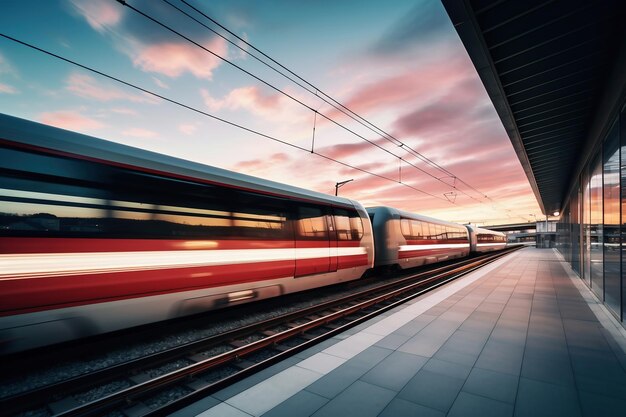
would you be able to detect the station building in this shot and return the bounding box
[442,1,626,322]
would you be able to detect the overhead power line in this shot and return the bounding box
[149,0,529,220]
[0,32,448,202]
[116,0,501,209]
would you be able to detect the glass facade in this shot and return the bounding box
[558,105,625,321]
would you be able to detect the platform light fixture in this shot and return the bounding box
[335,179,353,196]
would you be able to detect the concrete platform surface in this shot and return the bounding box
[174,248,626,417]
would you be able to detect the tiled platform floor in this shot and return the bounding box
[176,248,626,417]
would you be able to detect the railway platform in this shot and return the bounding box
[174,248,626,417]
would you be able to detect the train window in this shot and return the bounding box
[334,212,351,240]
[0,147,293,240]
[409,220,419,238]
[296,206,328,240]
[333,208,363,241]
[422,223,432,239]
[401,219,412,237]
[349,216,364,240]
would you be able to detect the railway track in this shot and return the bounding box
[2,247,521,417]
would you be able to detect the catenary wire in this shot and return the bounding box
[116,0,500,208]
[169,0,505,205]
[0,32,449,202]
[141,0,527,220]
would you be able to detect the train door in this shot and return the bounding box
[294,205,332,277]
[327,211,339,272]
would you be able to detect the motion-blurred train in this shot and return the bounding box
[0,114,506,354]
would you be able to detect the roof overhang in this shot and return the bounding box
[441,0,625,215]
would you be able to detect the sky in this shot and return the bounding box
[0,0,543,225]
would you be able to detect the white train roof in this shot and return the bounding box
[366,206,466,229]
[465,225,506,237]
[0,113,359,209]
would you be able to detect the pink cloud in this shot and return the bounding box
[66,73,156,103]
[40,110,104,131]
[235,153,290,171]
[122,128,158,138]
[152,76,170,89]
[329,55,472,120]
[202,86,281,113]
[69,0,122,33]
[0,83,17,94]
[110,107,138,115]
[178,123,198,135]
[133,37,227,79]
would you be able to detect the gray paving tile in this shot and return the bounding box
[521,355,575,387]
[378,398,444,417]
[579,390,626,417]
[569,347,626,383]
[397,319,460,357]
[374,332,412,350]
[433,344,479,367]
[393,314,437,337]
[459,312,499,334]
[262,390,328,417]
[475,340,525,376]
[489,324,528,347]
[559,303,596,321]
[425,305,449,316]
[422,358,472,380]
[310,381,395,417]
[213,355,302,401]
[475,302,506,314]
[360,351,428,391]
[441,329,490,354]
[196,403,253,417]
[575,375,626,401]
[524,334,569,360]
[170,396,221,417]
[293,337,343,360]
[397,369,465,412]
[514,377,581,417]
[563,319,612,351]
[225,366,322,416]
[462,367,518,404]
[448,392,513,417]
[439,309,473,323]
[305,346,391,398]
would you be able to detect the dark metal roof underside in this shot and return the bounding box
[442,0,625,214]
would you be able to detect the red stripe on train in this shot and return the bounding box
[0,256,369,316]
[398,248,468,259]
[0,237,363,254]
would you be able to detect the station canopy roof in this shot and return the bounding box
[442,0,624,214]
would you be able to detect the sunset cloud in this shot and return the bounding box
[66,73,157,103]
[110,107,138,115]
[235,153,290,172]
[133,38,227,79]
[179,123,198,135]
[40,110,104,131]
[0,52,17,76]
[68,0,122,33]
[152,76,170,89]
[0,83,17,94]
[202,86,281,113]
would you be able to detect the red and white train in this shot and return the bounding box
[0,114,506,354]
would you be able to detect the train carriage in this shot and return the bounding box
[366,206,471,269]
[0,114,374,353]
[466,225,507,253]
